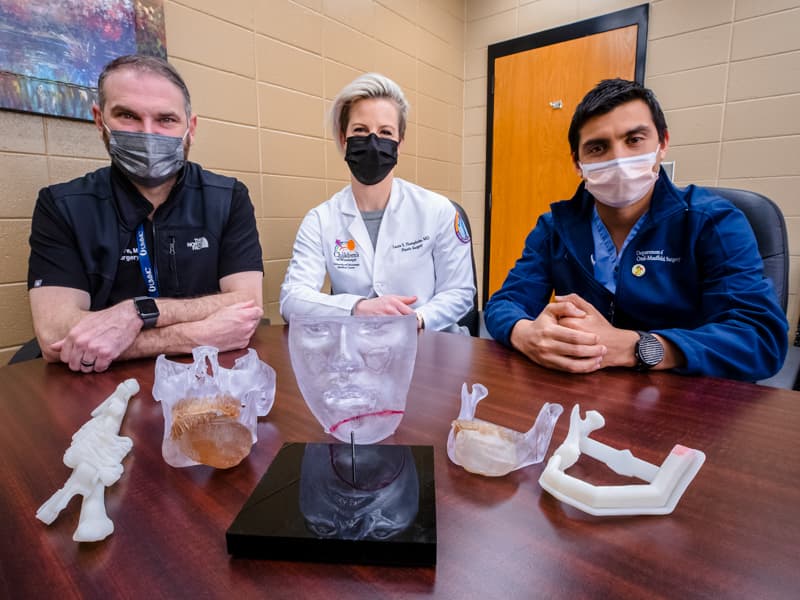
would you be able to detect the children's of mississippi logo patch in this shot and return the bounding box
[333,238,360,270]
[334,238,357,256]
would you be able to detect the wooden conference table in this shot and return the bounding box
[1,325,798,599]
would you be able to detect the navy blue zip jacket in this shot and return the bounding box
[484,172,788,381]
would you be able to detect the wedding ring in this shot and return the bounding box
[80,360,96,368]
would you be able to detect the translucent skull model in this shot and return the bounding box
[288,315,417,444]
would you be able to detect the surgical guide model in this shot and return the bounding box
[36,379,139,542]
[539,405,706,516]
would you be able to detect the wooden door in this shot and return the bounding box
[485,7,647,303]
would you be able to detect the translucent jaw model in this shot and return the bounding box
[289,315,417,444]
[299,443,419,541]
[152,346,276,468]
[538,405,706,516]
[36,379,139,542]
[447,383,563,477]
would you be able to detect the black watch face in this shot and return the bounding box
[637,334,664,367]
[136,297,159,317]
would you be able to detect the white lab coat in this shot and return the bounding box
[280,178,475,332]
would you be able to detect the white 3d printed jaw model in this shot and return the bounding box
[36,379,138,542]
[538,405,706,516]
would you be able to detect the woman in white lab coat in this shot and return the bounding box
[280,73,475,332]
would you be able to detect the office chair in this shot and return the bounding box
[8,337,42,365]
[451,200,480,336]
[708,187,788,312]
[707,187,798,389]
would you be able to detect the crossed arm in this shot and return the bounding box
[30,271,263,372]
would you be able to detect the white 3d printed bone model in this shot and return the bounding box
[36,379,139,542]
[538,405,706,516]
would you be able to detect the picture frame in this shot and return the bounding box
[0,0,166,121]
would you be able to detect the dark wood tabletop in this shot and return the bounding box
[1,325,798,599]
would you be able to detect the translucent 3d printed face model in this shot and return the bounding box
[447,383,563,477]
[538,405,706,516]
[289,315,417,444]
[152,346,276,468]
[299,443,419,541]
[36,379,139,542]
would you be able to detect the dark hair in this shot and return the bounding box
[97,55,192,117]
[568,78,667,156]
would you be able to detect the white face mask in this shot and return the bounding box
[580,149,660,208]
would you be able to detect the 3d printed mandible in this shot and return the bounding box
[447,383,563,477]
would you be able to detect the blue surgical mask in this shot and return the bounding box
[104,123,188,188]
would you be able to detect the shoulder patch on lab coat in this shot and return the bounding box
[454,212,471,244]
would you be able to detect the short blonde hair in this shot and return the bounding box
[330,73,409,153]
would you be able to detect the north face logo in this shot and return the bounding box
[187,237,209,251]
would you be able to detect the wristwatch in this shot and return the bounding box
[133,296,159,329]
[635,331,664,370]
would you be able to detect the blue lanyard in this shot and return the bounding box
[136,223,160,297]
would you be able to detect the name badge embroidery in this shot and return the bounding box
[120,247,139,263]
[635,249,681,264]
[392,235,430,253]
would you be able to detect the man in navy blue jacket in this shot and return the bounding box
[484,79,787,381]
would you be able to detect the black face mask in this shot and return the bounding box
[344,133,398,185]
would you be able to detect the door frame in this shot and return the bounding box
[483,4,650,306]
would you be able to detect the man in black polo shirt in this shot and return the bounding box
[27,55,264,373]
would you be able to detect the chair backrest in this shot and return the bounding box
[707,187,788,312]
[451,200,480,336]
[8,337,42,365]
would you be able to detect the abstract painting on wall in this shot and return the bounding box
[0,0,166,121]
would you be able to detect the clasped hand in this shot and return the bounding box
[353,295,417,317]
[510,293,634,373]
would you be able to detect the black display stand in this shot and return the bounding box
[226,442,436,567]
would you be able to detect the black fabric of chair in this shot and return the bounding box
[451,200,480,336]
[8,337,42,365]
[708,187,799,389]
[707,187,789,312]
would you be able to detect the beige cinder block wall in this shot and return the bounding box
[464,0,800,335]
[0,0,466,363]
